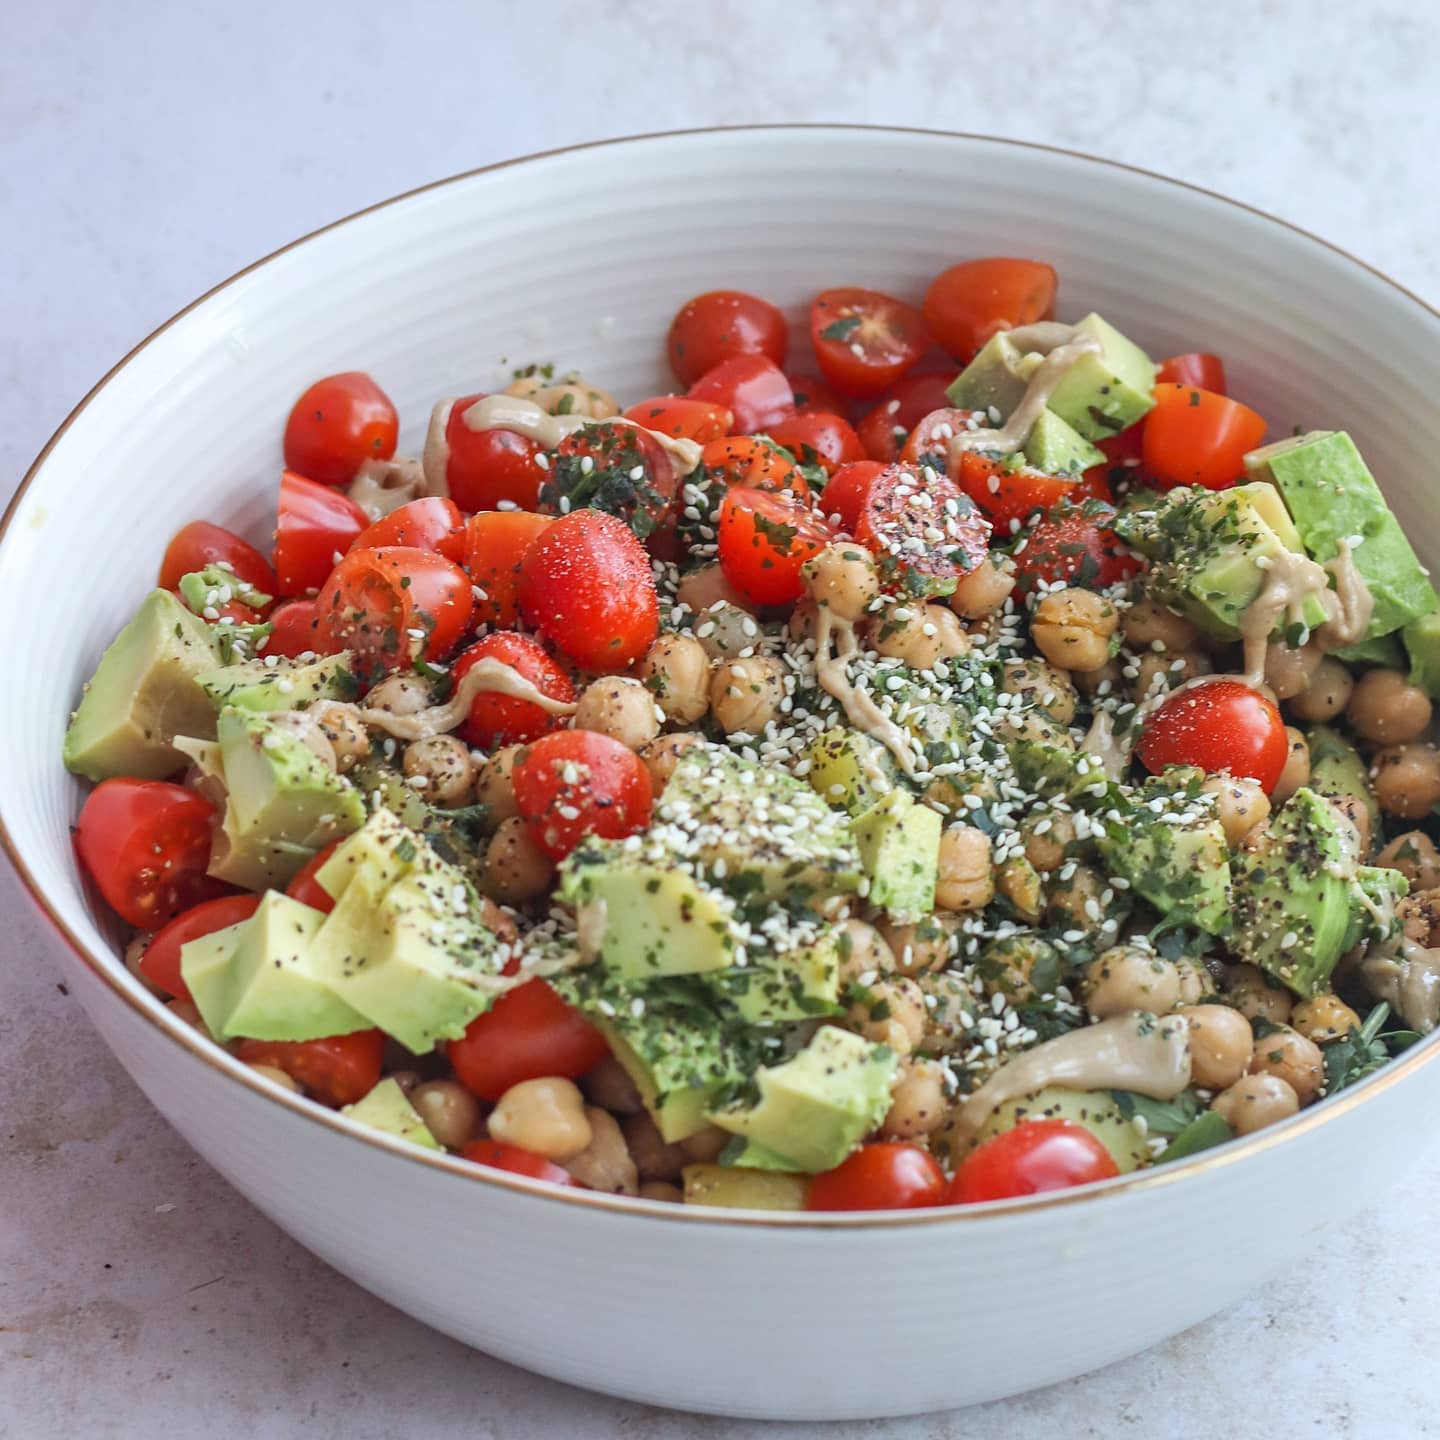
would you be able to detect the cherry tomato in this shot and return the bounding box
[283,372,399,487]
[138,893,262,1001]
[807,1142,946,1211]
[688,355,796,435]
[957,452,1102,532]
[315,546,473,674]
[1097,425,1147,469]
[622,396,733,444]
[448,977,609,1101]
[1011,502,1139,593]
[855,373,957,463]
[461,511,555,628]
[764,413,866,478]
[1142,384,1267,492]
[159,520,278,597]
[810,287,929,400]
[787,372,846,416]
[460,1139,578,1186]
[74,779,220,929]
[541,422,678,539]
[442,395,546,512]
[819,460,888,533]
[717,485,831,607]
[667,289,788,387]
[701,436,805,498]
[285,840,341,916]
[518,510,659,670]
[236,1030,385,1108]
[1157,352,1228,394]
[273,470,369,597]
[922,258,1058,363]
[351,497,462,554]
[852,464,990,594]
[512,730,653,861]
[948,1119,1119,1203]
[901,407,983,469]
[1135,679,1288,792]
[260,598,322,658]
[452,633,576,749]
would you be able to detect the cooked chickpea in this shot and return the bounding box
[1287,655,1354,723]
[1132,649,1211,701]
[1082,945,1181,1018]
[1291,993,1362,1044]
[1347,668,1433,744]
[402,734,475,807]
[1073,658,1123,699]
[311,701,371,773]
[365,672,433,716]
[1180,1004,1255,1090]
[1021,812,1078,874]
[1398,888,1440,946]
[1224,963,1293,1025]
[676,564,751,618]
[387,1070,422,1095]
[621,1111,686,1182]
[935,824,994,912]
[802,543,881,623]
[573,676,661,751]
[475,895,520,945]
[411,1078,482,1148]
[1377,830,1440,888]
[563,1105,638,1194]
[995,709,1078,749]
[1121,594,1197,652]
[1248,1025,1323,1105]
[677,1125,729,1164]
[1210,1073,1300,1135]
[880,1057,949,1140]
[1272,727,1311,805]
[923,770,998,819]
[638,1181,684,1203]
[877,914,958,977]
[474,745,521,823]
[709,655,785,734]
[581,1055,644,1115]
[979,933,1060,1003]
[1202,775,1272,848]
[995,855,1045,924]
[639,633,710,724]
[1174,956,1217,1006]
[1031,587,1119,673]
[489,1077,593,1160]
[1324,792,1372,857]
[693,602,762,660]
[639,732,700,790]
[836,919,896,986]
[1372,743,1440,819]
[264,710,338,770]
[1262,642,1321,702]
[1045,863,1106,936]
[948,551,1014,619]
[847,981,926,1057]
[249,1062,302,1093]
[485,816,555,905]
[504,373,618,418]
[1002,657,1077,724]
[873,604,970,670]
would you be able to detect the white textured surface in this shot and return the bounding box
[5,2,1440,1436]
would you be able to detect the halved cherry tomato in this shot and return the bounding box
[1136,679,1288,792]
[667,290,788,387]
[700,436,805,497]
[819,460,888,533]
[901,407,982,469]
[283,372,399,487]
[314,546,473,674]
[236,1030,385,1107]
[285,840,341,916]
[810,288,928,400]
[622,396,733,444]
[855,373,957,463]
[688,356,795,435]
[461,1139,578,1185]
[717,485,831,607]
[1011,501,1139,592]
[852,464,990,593]
[955,452,1090,531]
[449,977,609,1101]
[808,1142,945,1211]
[273,470,369,596]
[518,510,659,670]
[138,893,262,1001]
[442,395,546,512]
[351,496,462,553]
[159,520,278,597]
[922,257,1058,363]
[1157,352,1227,394]
[513,730,653,861]
[461,511,555,628]
[540,422,677,539]
[787,372,846,416]
[764,413,865,478]
[1142,384,1267,492]
[74,779,220,929]
[948,1119,1119,1203]
[260,599,322,658]
[452,633,576,749]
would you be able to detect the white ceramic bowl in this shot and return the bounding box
[6,127,1440,1422]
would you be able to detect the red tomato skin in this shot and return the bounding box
[700,436,804,497]
[74,779,219,929]
[948,1119,1119,1203]
[922,257,1058,363]
[461,511,555,628]
[819,460,888,533]
[461,1139,579,1185]
[542,423,678,537]
[853,464,991,592]
[512,730,653,861]
[517,510,659,671]
[810,287,929,400]
[444,396,546,512]
[1142,384,1267,492]
[351,497,463,553]
[688,355,796,435]
[808,1143,946,1211]
[1157,352,1228,394]
[259,599,324,659]
[285,840,341,915]
[448,978,609,1101]
[623,396,733,444]
[273,470,369,597]
[452,633,576,749]
[1135,680,1288,793]
[717,485,831,607]
[237,1030,385,1108]
[955,452,1087,530]
[901,407,983,468]
[667,290,788,387]
[159,520,279,597]
[138,893,262,1001]
[283,372,399,487]
[1012,505,1139,592]
[787,372,847,416]
[765,412,866,477]
[856,373,958,463]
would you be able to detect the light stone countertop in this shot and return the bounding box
[5,2,1440,1435]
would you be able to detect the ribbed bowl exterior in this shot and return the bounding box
[5,128,1440,1420]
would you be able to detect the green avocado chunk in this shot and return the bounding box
[704,929,840,1024]
[197,652,359,714]
[1042,314,1159,441]
[1403,611,1440,697]
[1333,633,1405,669]
[342,1077,442,1150]
[804,726,896,817]
[851,790,941,922]
[1020,408,1105,476]
[972,1085,1150,1173]
[1245,431,1438,638]
[945,331,1036,419]
[174,919,251,1030]
[681,1164,810,1210]
[63,588,221,781]
[1306,725,1379,833]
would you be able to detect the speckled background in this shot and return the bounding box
[5,2,1440,1435]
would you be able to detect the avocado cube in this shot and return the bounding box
[1043,314,1159,441]
[1306,725,1379,832]
[804,727,896,817]
[63,588,222,781]
[970,1085,1149,1173]
[1334,632,1406,669]
[342,1077,441,1150]
[1020,408,1105,477]
[945,331,1039,418]
[680,1164,810,1211]
[851,791,941,922]
[316,809,426,906]
[1404,611,1440,697]
[176,919,250,1031]
[1097,799,1231,936]
[705,930,840,1024]
[197,651,359,714]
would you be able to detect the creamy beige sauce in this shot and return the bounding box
[355,658,578,741]
[1361,938,1440,1034]
[421,399,455,497]
[575,899,609,960]
[813,610,919,776]
[1079,710,1129,780]
[348,455,430,519]
[953,1012,1192,1143]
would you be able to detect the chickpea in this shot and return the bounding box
[504,373,617,418]
[677,1125,729,1165]
[802,543,880,623]
[847,981,926,1057]
[880,1057,949,1140]
[402,734,475,807]
[365,672,433,717]
[1248,1025,1323,1105]
[639,732,700,791]
[1174,955,1217,1006]
[475,896,520,946]
[474,745,521,823]
[1121,594,1198,652]
[638,1181,684,1204]
[676,564,751,618]
[873,604,970,670]
[923,770,998,819]
[836,919,896,986]
[709,655,785,735]
[978,933,1060,1004]
[692,603,762,660]
[621,1111,686,1182]
[311,701,371,773]
[1073,658,1123,700]
[1224,963,1293,1025]
[639,634,710,724]
[264,710,338,770]
[877,913,959,977]
[787,597,819,645]
[1082,945,1181,1018]
[485,816,555,905]
[935,824,994,912]
[1132,649,1211,701]
[1288,655,1354,723]
[1262,642,1321,702]
[1045,863,1107,937]
[1031,587,1118,673]
[1272,727,1310,805]
[1002,658,1077,724]
[1347,668,1433,744]
[948,551,1014,619]
[1291,993,1362,1044]
[573,676,661,751]
[995,855,1044,924]
[249,1062,303,1092]
[387,1070,422,1095]
[1021,812,1078,874]
[1324,793,1372,857]
[1372,743,1440,819]
[1377,830,1440,889]
[563,1106,638,1194]
[488,1077,593,1160]
[1398,888,1440,946]
[411,1078,482,1148]
[994,708,1078,750]
[1180,1003,1255,1090]
[581,1056,644,1115]
[1210,1073,1300,1135]
[1202,775,1272,848]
